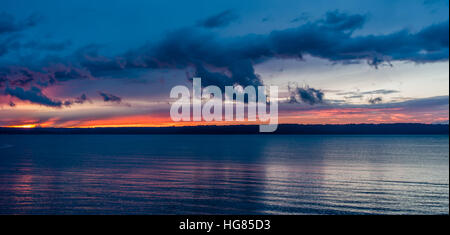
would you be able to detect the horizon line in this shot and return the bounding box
[1,122,449,129]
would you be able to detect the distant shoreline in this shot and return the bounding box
[0,123,448,135]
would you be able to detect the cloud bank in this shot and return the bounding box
[0,10,448,110]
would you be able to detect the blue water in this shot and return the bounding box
[0,135,448,214]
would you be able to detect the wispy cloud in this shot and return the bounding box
[197,10,239,28]
[99,91,122,103]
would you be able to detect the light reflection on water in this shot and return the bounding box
[0,135,448,214]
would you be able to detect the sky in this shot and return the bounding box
[0,0,448,127]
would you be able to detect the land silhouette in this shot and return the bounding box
[0,123,448,135]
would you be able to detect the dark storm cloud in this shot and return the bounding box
[115,11,447,87]
[287,84,325,105]
[1,10,449,98]
[4,86,62,107]
[268,18,448,68]
[0,65,93,88]
[49,64,93,82]
[81,27,266,89]
[197,10,239,28]
[0,12,41,35]
[149,28,264,88]
[368,97,383,104]
[99,91,122,103]
[74,44,121,71]
[95,11,367,89]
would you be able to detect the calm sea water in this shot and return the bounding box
[0,135,448,215]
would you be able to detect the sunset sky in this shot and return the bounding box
[0,0,448,127]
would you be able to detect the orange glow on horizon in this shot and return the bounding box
[5,124,37,128]
[1,107,447,128]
